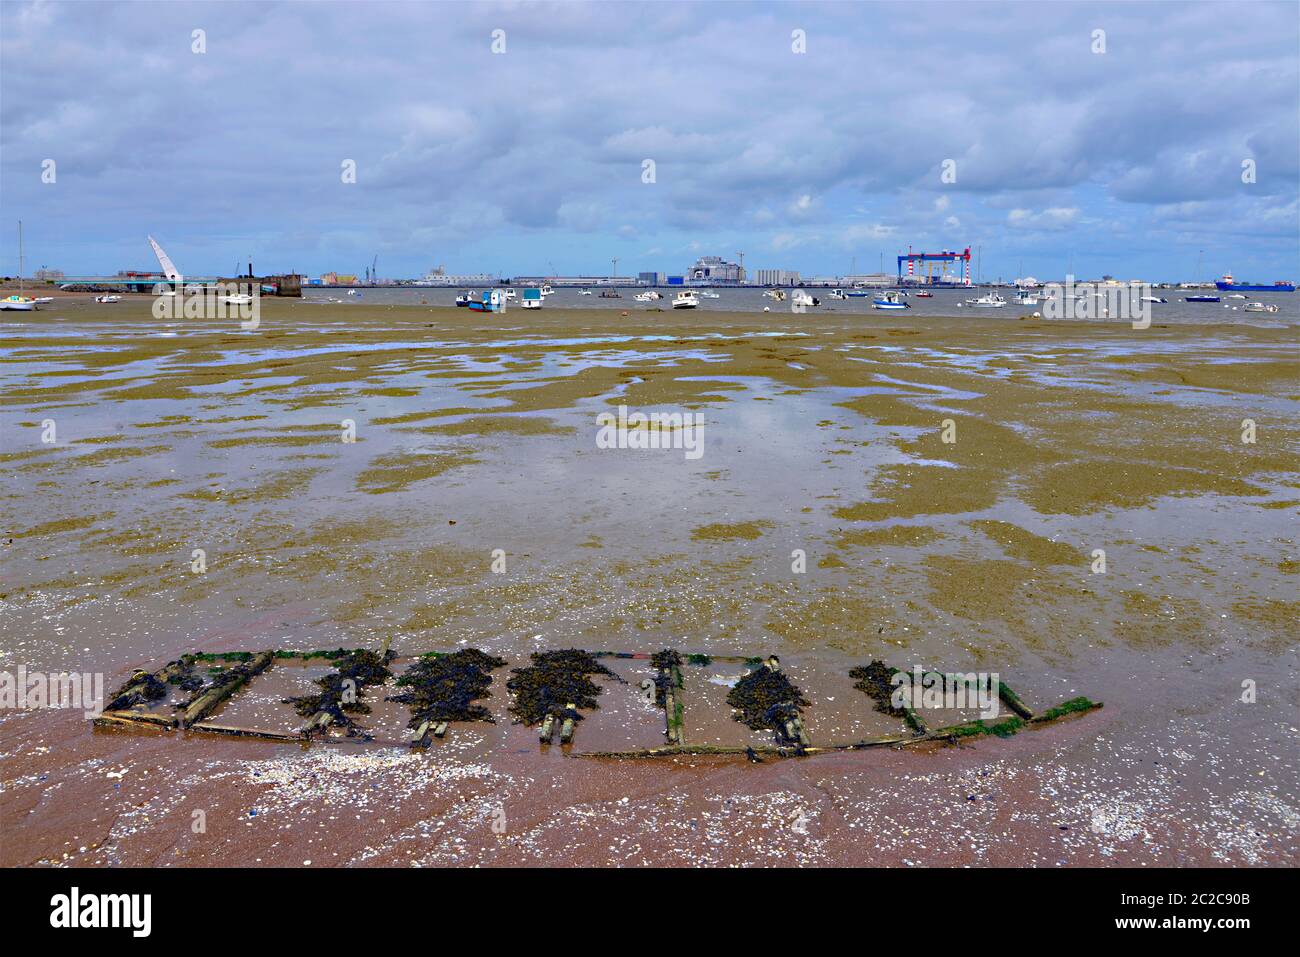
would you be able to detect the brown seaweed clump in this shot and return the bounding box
[507,649,619,725]
[727,663,808,735]
[283,649,394,735]
[849,660,907,719]
[649,648,683,707]
[387,649,506,727]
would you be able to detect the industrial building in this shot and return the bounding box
[689,256,745,283]
[753,268,801,286]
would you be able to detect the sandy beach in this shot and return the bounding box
[1,298,1296,866]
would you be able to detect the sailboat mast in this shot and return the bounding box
[17,221,23,295]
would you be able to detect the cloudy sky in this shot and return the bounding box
[2,0,1297,281]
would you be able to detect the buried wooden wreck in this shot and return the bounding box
[92,644,1101,759]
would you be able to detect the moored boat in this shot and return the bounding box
[872,291,910,310]
[671,291,699,309]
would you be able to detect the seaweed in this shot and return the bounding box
[727,662,808,736]
[283,649,394,735]
[1038,696,1100,722]
[105,671,168,711]
[849,660,906,719]
[387,648,506,726]
[650,648,683,707]
[506,649,620,725]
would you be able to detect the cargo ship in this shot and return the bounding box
[1214,273,1294,292]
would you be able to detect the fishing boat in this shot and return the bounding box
[633,290,662,302]
[872,291,910,310]
[1215,273,1295,293]
[1014,290,1039,307]
[1243,302,1279,313]
[454,291,476,306]
[599,290,622,299]
[521,288,543,309]
[672,291,699,309]
[914,290,933,298]
[1185,295,1220,303]
[792,290,820,308]
[540,284,554,297]
[965,291,1007,308]
[828,289,847,300]
[504,288,517,300]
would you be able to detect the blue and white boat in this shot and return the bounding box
[872,291,910,310]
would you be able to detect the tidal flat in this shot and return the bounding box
[1,299,1296,866]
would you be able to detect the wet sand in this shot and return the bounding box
[1,299,1296,866]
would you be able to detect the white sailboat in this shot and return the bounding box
[0,221,38,310]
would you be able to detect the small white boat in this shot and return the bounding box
[95,294,122,303]
[634,290,662,302]
[455,291,477,306]
[828,289,848,300]
[32,296,53,304]
[699,291,720,299]
[764,289,786,302]
[672,291,700,309]
[792,290,820,308]
[1014,291,1039,307]
[504,288,517,300]
[965,292,1007,308]
[0,295,36,311]
[1243,302,1279,313]
[540,284,554,297]
[1227,293,1247,299]
[872,291,910,310]
[221,293,256,305]
[579,289,593,296]
[1140,296,1168,304]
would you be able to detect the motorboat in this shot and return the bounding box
[599,290,622,299]
[579,289,593,296]
[1140,296,1168,304]
[965,291,1007,308]
[872,291,910,310]
[634,290,662,302]
[828,289,848,300]
[95,295,122,303]
[672,291,700,309]
[454,291,476,306]
[792,290,820,308]
[504,288,517,300]
[0,295,36,311]
[1185,295,1220,303]
[914,291,933,298]
[763,289,786,302]
[699,290,720,299]
[1243,302,1279,313]
[1014,290,1039,307]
